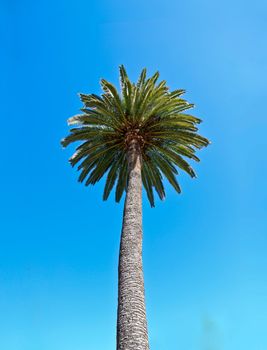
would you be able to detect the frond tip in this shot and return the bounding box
[61,66,210,206]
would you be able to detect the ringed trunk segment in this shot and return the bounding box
[116,140,150,350]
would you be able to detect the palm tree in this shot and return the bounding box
[61,66,210,350]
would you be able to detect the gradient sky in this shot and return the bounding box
[1,0,267,349]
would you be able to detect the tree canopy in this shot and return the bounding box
[61,66,210,206]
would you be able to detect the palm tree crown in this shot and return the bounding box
[61,66,210,206]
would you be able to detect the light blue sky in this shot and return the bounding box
[1,0,267,349]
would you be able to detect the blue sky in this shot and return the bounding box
[1,0,267,349]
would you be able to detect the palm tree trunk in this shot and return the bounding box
[116,139,149,350]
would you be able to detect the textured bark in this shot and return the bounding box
[116,140,149,350]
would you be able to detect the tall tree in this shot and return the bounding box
[61,66,210,350]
